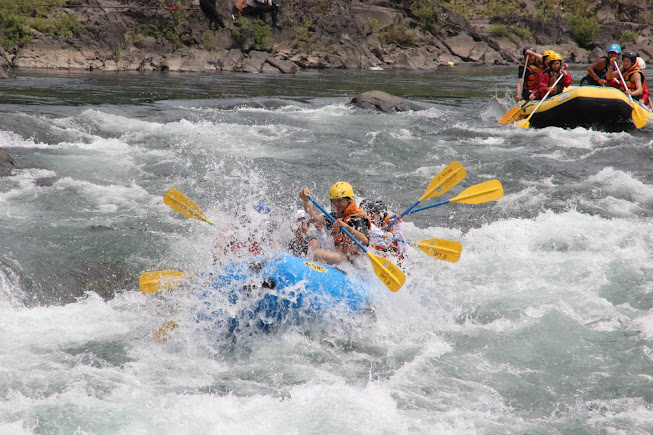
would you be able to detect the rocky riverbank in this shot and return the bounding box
[0,0,652,76]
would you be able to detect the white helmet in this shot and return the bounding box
[637,57,646,70]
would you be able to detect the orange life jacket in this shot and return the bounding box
[622,65,645,98]
[331,201,371,257]
[520,62,540,91]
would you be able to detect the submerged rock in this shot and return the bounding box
[0,147,18,177]
[350,90,409,113]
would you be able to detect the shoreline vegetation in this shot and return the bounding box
[0,0,652,76]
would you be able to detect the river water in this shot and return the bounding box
[1,66,652,434]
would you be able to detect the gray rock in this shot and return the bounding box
[222,49,245,71]
[0,147,18,177]
[241,50,271,73]
[267,57,300,74]
[350,90,409,113]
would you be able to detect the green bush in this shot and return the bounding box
[620,30,638,45]
[489,24,532,44]
[414,0,440,35]
[0,0,82,50]
[238,17,271,51]
[568,15,599,48]
[485,0,525,18]
[383,25,418,48]
[533,0,559,21]
[513,24,532,41]
[561,0,591,17]
[489,24,510,38]
[31,14,83,37]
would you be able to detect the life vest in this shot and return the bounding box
[544,67,565,96]
[622,65,645,100]
[519,62,540,91]
[370,214,403,258]
[592,56,609,80]
[331,201,371,257]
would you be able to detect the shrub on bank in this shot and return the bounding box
[0,0,82,50]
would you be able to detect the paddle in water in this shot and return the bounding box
[164,188,213,225]
[498,106,523,125]
[139,270,193,293]
[305,192,406,292]
[140,188,215,293]
[498,54,529,125]
[382,161,466,231]
[390,236,462,263]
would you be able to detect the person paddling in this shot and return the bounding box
[529,50,555,100]
[607,51,646,102]
[298,182,371,265]
[580,43,621,87]
[360,199,407,260]
[533,52,572,100]
[516,46,542,102]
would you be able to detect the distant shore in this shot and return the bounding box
[1,0,652,76]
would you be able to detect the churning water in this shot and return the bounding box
[1,67,652,433]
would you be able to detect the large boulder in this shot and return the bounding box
[350,90,409,113]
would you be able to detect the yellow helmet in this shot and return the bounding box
[548,52,563,62]
[542,50,555,59]
[329,181,354,199]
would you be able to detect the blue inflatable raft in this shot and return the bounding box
[194,254,373,332]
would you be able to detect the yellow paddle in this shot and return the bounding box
[515,72,566,129]
[407,179,503,214]
[498,107,522,125]
[614,63,648,129]
[389,237,462,262]
[382,161,466,231]
[499,55,530,125]
[163,188,213,225]
[306,193,406,292]
[139,270,194,293]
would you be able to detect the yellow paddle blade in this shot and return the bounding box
[367,252,406,292]
[419,161,467,202]
[631,103,649,129]
[163,188,213,225]
[411,238,462,263]
[498,107,521,125]
[451,179,504,204]
[514,118,530,128]
[139,270,194,294]
[154,319,179,343]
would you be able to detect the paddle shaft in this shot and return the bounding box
[517,54,529,100]
[407,198,450,214]
[614,62,635,103]
[382,200,418,232]
[306,195,369,254]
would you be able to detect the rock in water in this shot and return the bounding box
[350,90,409,113]
[0,147,18,177]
